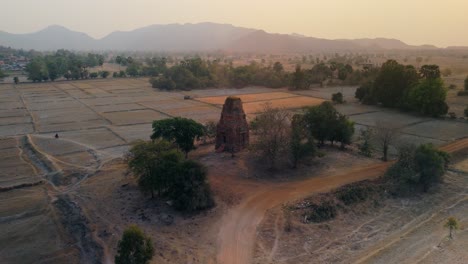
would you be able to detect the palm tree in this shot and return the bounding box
[444,217,460,239]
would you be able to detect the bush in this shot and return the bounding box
[150,76,176,90]
[336,184,376,205]
[304,201,337,223]
[115,225,154,264]
[385,144,449,193]
[331,92,344,104]
[170,160,215,212]
[465,106,468,117]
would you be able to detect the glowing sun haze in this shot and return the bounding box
[1,0,467,47]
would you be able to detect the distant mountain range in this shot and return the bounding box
[0,22,459,52]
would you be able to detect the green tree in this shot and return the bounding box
[26,57,49,82]
[465,105,468,117]
[420,65,441,79]
[169,160,215,211]
[273,62,284,73]
[290,114,315,168]
[126,140,183,198]
[358,127,373,157]
[302,102,339,145]
[414,144,449,192]
[13,76,19,84]
[151,117,205,158]
[334,114,355,149]
[126,63,141,77]
[373,60,419,108]
[100,71,110,78]
[408,78,448,116]
[444,217,460,239]
[291,64,306,90]
[150,76,176,90]
[331,92,344,104]
[115,225,154,264]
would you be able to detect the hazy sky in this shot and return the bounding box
[1,0,467,47]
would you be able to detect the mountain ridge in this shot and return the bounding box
[0,22,458,52]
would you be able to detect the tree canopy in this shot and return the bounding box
[355,60,448,117]
[302,102,355,148]
[151,117,205,157]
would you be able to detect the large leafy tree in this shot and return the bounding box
[302,102,354,148]
[420,64,441,79]
[151,117,205,158]
[115,225,154,264]
[126,140,183,198]
[373,60,419,107]
[414,144,449,192]
[290,114,315,168]
[169,160,215,212]
[408,78,448,117]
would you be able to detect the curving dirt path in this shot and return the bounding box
[216,138,468,264]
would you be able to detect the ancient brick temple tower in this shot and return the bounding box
[215,96,249,152]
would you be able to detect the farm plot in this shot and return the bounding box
[348,110,429,127]
[182,86,275,98]
[0,187,72,264]
[110,123,153,143]
[293,86,358,101]
[93,103,147,113]
[195,91,298,105]
[102,109,169,125]
[242,96,325,114]
[39,127,126,149]
[0,138,39,188]
[0,123,34,137]
[402,120,468,141]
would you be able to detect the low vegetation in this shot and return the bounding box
[115,225,154,264]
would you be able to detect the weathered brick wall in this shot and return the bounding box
[215,96,249,152]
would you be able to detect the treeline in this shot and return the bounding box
[355,60,449,117]
[147,58,290,90]
[146,58,377,90]
[25,50,106,81]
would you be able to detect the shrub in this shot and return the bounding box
[465,106,468,117]
[304,201,337,223]
[115,225,154,264]
[336,184,375,205]
[169,160,215,212]
[332,92,344,104]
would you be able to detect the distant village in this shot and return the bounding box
[0,55,29,71]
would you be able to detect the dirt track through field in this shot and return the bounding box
[216,139,468,264]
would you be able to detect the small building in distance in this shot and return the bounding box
[215,96,249,152]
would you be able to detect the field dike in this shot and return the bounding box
[54,195,104,264]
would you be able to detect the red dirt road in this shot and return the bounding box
[216,138,468,264]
